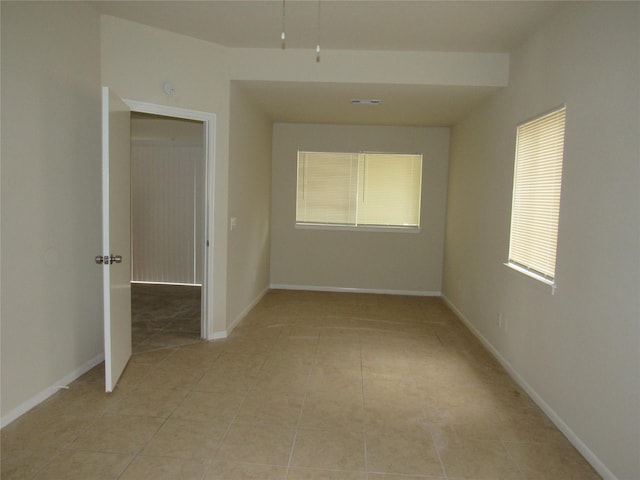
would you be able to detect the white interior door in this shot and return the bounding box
[100,86,132,392]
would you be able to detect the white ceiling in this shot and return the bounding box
[93,1,562,126]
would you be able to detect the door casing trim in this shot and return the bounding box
[124,99,216,340]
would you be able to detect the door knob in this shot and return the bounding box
[95,255,122,265]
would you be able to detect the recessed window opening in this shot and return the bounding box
[507,106,567,286]
[296,151,423,230]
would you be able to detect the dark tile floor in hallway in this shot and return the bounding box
[131,283,202,353]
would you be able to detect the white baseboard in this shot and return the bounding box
[1,352,105,429]
[209,330,227,340]
[270,283,440,297]
[208,286,271,340]
[228,286,270,333]
[441,294,618,480]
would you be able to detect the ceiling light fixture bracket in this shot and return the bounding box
[281,0,286,49]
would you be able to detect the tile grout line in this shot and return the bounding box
[208,337,274,467]
[27,401,122,480]
[123,340,233,477]
[121,378,200,476]
[498,436,528,479]
[419,308,449,480]
[358,297,371,480]
[283,318,321,479]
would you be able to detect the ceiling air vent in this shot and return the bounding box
[351,99,382,105]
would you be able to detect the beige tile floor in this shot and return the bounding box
[1,289,602,479]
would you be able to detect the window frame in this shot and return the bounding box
[295,150,423,233]
[505,105,567,291]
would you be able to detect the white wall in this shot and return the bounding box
[226,82,273,330]
[1,2,103,420]
[230,48,509,87]
[101,15,231,335]
[271,123,449,294]
[442,3,639,479]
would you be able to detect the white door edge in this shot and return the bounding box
[102,87,132,392]
[101,89,113,385]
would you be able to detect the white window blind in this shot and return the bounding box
[508,106,566,282]
[296,151,359,225]
[358,153,422,226]
[296,151,422,228]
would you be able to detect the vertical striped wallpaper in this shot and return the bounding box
[131,142,204,285]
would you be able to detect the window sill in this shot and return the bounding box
[503,262,557,295]
[295,223,421,234]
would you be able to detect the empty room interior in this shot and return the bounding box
[1,1,638,480]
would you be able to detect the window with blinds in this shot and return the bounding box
[508,106,566,284]
[296,151,422,229]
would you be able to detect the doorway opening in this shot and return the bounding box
[129,112,205,352]
[123,99,216,350]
